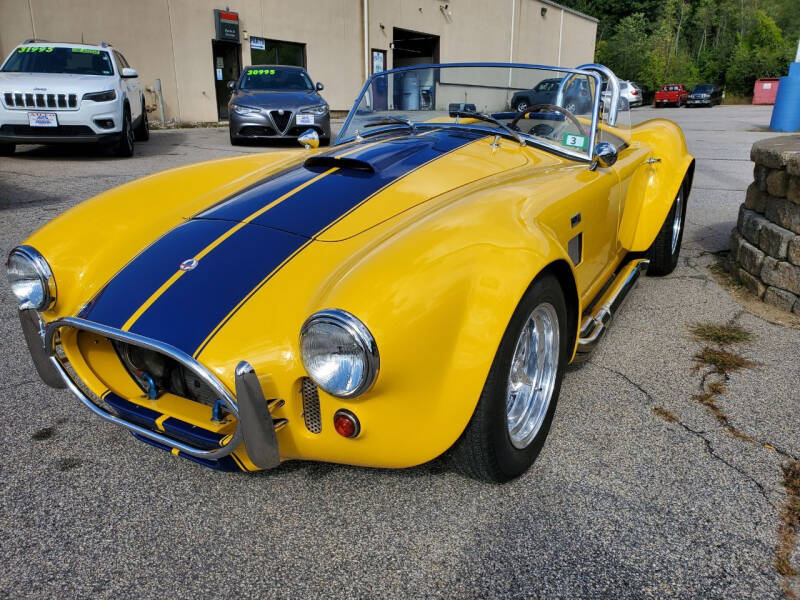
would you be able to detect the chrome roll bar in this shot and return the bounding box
[574,63,621,127]
[44,317,243,460]
[555,64,621,127]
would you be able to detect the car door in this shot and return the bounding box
[531,81,556,105]
[115,50,141,121]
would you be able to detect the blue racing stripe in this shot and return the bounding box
[128,225,307,352]
[79,220,237,328]
[250,131,481,236]
[86,129,484,357]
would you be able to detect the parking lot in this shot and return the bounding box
[1,105,798,599]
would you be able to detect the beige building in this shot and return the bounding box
[0,0,597,123]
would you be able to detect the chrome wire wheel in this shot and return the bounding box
[505,303,560,449]
[671,188,684,255]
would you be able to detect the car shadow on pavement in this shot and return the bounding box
[248,455,451,480]
[0,179,64,211]
[5,132,192,160]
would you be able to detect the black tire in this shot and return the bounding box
[0,142,15,156]
[647,182,687,276]
[449,274,568,483]
[114,107,134,157]
[133,101,149,141]
[515,100,529,113]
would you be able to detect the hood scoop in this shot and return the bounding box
[304,156,375,173]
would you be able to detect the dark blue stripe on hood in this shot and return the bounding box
[78,220,237,327]
[198,129,483,237]
[128,224,306,353]
[81,129,484,356]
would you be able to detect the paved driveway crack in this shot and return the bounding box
[587,361,776,509]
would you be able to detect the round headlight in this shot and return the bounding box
[6,246,56,311]
[300,309,379,398]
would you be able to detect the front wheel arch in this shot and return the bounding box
[538,260,579,361]
[448,269,571,481]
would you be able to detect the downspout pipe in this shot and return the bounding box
[363,0,370,82]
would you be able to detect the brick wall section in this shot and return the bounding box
[729,135,800,314]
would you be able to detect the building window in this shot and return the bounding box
[250,38,305,67]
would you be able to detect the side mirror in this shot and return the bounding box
[590,142,618,171]
[121,67,138,78]
[227,80,236,90]
[316,82,324,91]
[297,129,319,149]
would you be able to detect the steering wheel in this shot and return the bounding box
[510,104,587,138]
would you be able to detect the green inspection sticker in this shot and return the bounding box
[247,69,276,75]
[562,133,588,150]
[18,46,54,53]
[72,48,100,54]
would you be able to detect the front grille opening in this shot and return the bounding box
[301,377,322,434]
[239,125,276,136]
[270,110,291,131]
[112,341,221,409]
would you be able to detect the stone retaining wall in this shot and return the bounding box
[729,135,800,314]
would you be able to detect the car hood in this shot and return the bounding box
[66,129,533,357]
[230,90,324,109]
[194,129,528,240]
[0,71,116,92]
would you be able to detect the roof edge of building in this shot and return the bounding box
[537,0,599,24]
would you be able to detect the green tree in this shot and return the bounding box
[725,10,792,94]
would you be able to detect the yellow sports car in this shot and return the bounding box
[7,63,694,482]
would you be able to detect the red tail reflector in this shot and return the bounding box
[334,410,360,438]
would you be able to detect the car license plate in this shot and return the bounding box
[296,114,314,125]
[28,112,58,127]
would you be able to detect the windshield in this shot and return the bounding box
[338,64,622,160]
[2,46,115,76]
[693,85,714,93]
[240,67,313,91]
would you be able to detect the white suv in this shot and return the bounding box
[0,40,149,157]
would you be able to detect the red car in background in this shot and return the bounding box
[655,84,688,107]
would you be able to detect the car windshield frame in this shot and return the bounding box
[238,67,314,92]
[1,46,115,76]
[336,62,611,163]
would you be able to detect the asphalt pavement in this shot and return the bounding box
[1,106,798,599]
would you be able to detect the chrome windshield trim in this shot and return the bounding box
[44,317,243,460]
[335,61,604,161]
[349,122,591,163]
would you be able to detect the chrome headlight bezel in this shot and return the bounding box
[232,104,260,115]
[300,104,329,116]
[6,245,56,311]
[299,309,379,399]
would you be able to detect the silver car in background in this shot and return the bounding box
[602,79,643,108]
[227,65,330,146]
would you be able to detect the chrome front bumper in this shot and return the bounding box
[22,314,281,468]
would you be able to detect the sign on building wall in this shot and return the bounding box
[250,37,266,51]
[214,9,240,42]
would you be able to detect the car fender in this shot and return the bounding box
[203,180,580,469]
[619,118,695,252]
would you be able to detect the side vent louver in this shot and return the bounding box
[301,377,322,434]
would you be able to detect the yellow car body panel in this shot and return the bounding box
[17,115,693,471]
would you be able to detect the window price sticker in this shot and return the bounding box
[562,133,588,150]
